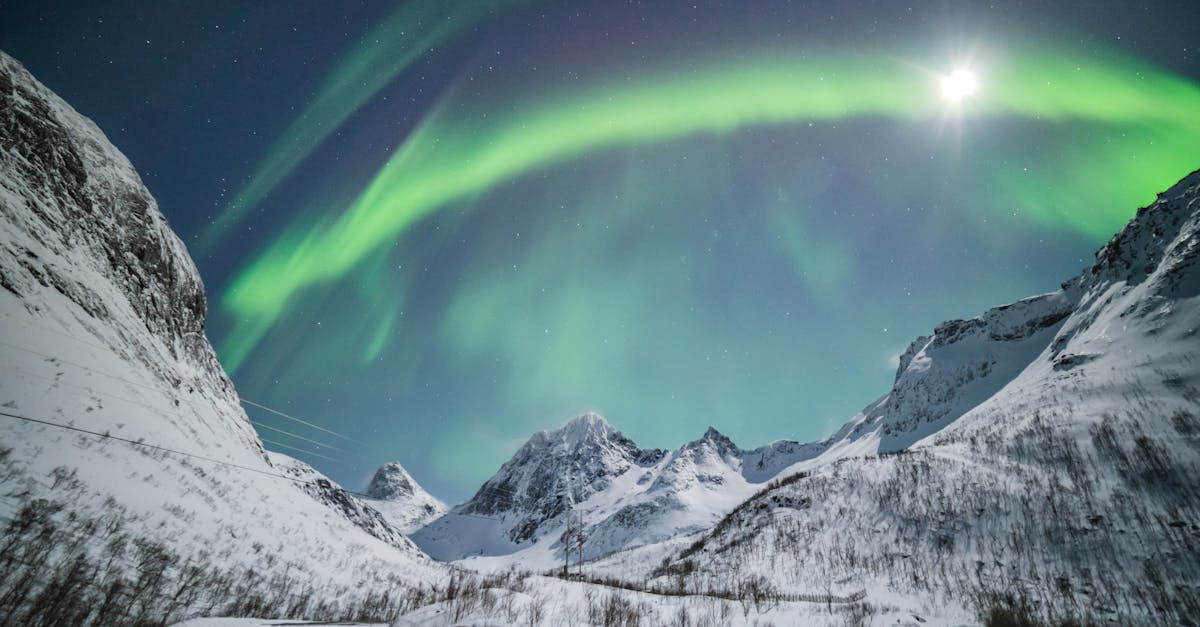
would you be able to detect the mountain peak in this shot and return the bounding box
[561,411,610,435]
[359,461,447,534]
[533,412,623,450]
[685,425,740,456]
[418,412,662,549]
[364,462,416,500]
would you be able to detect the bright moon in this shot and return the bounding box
[941,69,978,102]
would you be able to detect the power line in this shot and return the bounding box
[3,364,194,420]
[0,321,424,504]
[0,338,182,400]
[240,399,366,446]
[250,420,348,454]
[0,330,363,450]
[0,337,240,433]
[0,311,113,353]
[259,436,340,462]
[4,358,351,465]
[1,314,362,444]
[0,315,441,508]
[0,409,424,519]
[0,409,310,485]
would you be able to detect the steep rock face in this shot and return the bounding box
[1,52,224,392]
[652,170,1200,624]
[358,461,447,534]
[0,51,442,623]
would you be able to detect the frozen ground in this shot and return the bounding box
[383,574,971,627]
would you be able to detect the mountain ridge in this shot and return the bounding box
[639,167,1200,624]
[412,412,834,567]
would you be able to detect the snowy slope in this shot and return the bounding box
[817,288,1078,455]
[357,461,447,534]
[0,51,443,624]
[649,169,1200,624]
[412,413,833,570]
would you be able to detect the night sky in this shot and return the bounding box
[2,1,1197,502]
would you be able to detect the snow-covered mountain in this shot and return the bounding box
[411,412,830,569]
[645,169,1200,624]
[418,259,1108,573]
[0,51,443,624]
[357,461,447,534]
[412,413,661,565]
[5,38,1195,625]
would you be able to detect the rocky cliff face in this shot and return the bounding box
[0,51,442,624]
[0,51,226,392]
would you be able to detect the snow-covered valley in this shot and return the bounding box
[2,44,1198,626]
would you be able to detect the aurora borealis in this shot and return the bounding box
[3,1,1197,501]
[219,45,1200,372]
[195,0,518,252]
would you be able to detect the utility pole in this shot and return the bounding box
[561,475,586,579]
[563,475,572,578]
[577,510,583,577]
[563,512,571,577]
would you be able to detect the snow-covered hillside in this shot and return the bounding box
[647,169,1200,624]
[0,51,443,624]
[358,461,447,534]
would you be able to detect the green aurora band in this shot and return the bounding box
[218,45,1200,372]
[196,0,512,250]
